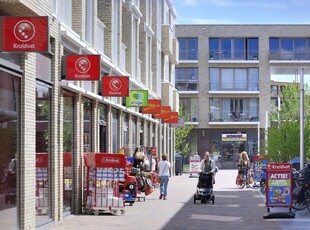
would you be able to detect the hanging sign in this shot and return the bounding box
[154,106,171,119]
[102,76,129,96]
[0,16,49,52]
[164,112,179,123]
[142,99,161,114]
[66,54,100,81]
[125,90,148,107]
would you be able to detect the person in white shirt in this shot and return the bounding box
[157,154,171,200]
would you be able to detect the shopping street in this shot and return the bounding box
[40,169,310,230]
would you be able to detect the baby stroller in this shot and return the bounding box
[194,172,215,204]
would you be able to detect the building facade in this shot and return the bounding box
[0,0,179,229]
[175,24,310,169]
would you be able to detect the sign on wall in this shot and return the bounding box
[66,54,100,81]
[142,99,161,114]
[164,112,178,123]
[102,76,129,96]
[0,16,50,52]
[222,133,247,141]
[125,90,148,107]
[154,106,171,119]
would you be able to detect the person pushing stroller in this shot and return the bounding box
[199,151,216,185]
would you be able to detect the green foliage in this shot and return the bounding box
[175,105,194,162]
[266,83,310,162]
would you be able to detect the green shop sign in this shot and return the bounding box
[125,90,148,107]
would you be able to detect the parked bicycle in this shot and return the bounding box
[259,167,266,195]
[291,165,310,212]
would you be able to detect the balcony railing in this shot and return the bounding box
[209,112,259,122]
[210,82,259,91]
[269,52,310,60]
[209,50,258,61]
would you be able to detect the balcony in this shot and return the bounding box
[209,50,259,61]
[161,25,173,55]
[169,38,179,64]
[209,112,259,123]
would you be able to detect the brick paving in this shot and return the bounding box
[40,170,309,230]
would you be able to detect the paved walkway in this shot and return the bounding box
[40,170,309,230]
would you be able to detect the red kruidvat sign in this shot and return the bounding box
[66,54,100,81]
[266,163,292,171]
[1,16,49,52]
[102,76,129,96]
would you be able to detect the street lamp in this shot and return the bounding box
[300,68,304,170]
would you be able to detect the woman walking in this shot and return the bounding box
[157,154,171,200]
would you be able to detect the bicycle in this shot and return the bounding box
[236,165,251,189]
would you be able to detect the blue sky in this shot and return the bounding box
[172,0,310,25]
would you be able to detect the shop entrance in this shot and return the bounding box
[219,141,245,169]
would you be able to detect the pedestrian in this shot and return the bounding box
[157,154,171,200]
[199,151,216,184]
[238,151,251,186]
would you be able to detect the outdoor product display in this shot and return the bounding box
[83,153,126,215]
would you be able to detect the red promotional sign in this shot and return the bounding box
[164,112,179,123]
[1,16,49,52]
[154,106,171,119]
[142,99,161,114]
[66,54,100,81]
[36,153,48,168]
[102,76,129,96]
[84,153,126,168]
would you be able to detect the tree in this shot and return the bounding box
[175,105,194,163]
[265,83,310,162]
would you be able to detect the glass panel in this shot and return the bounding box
[132,116,137,147]
[248,38,258,59]
[188,38,198,60]
[235,69,247,89]
[83,98,92,152]
[99,104,107,152]
[209,38,219,59]
[178,39,187,60]
[112,109,119,152]
[0,71,20,229]
[281,38,293,59]
[221,69,233,89]
[175,68,186,81]
[36,53,51,82]
[233,38,245,59]
[35,82,52,226]
[210,68,219,90]
[63,92,74,214]
[221,39,231,59]
[294,38,306,59]
[269,38,279,59]
[248,68,259,91]
[221,99,230,121]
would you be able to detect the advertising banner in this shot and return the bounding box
[142,99,161,114]
[163,112,178,123]
[266,163,292,208]
[1,16,49,52]
[66,54,100,81]
[84,153,126,168]
[154,106,171,119]
[102,76,129,96]
[125,90,148,107]
[252,155,269,182]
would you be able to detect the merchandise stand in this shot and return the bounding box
[83,153,126,215]
[35,153,49,215]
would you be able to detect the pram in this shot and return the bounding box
[194,172,215,204]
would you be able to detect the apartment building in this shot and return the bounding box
[0,0,179,229]
[175,24,310,169]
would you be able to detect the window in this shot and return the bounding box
[96,19,105,54]
[180,98,199,122]
[209,38,258,60]
[269,37,309,60]
[178,38,198,60]
[83,97,92,152]
[85,0,93,44]
[210,68,259,91]
[210,98,259,122]
[175,67,198,91]
[112,109,119,153]
[59,0,72,28]
[271,85,278,95]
